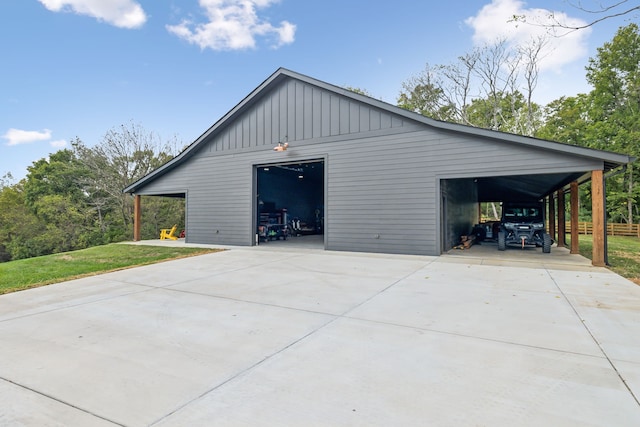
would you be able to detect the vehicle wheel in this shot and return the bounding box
[498,231,506,251]
[542,232,551,253]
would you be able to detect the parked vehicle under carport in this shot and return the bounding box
[498,201,552,253]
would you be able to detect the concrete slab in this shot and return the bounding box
[168,266,394,316]
[445,241,599,271]
[155,318,638,427]
[348,263,604,356]
[1,245,639,426]
[0,287,333,426]
[167,250,431,315]
[0,379,115,427]
[615,360,640,402]
[102,250,281,288]
[0,276,148,322]
[549,269,640,364]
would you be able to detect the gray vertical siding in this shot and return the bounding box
[136,77,604,255]
[207,80,406,153]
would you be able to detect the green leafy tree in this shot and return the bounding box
[0,183,48,260]
[32,194,89,253]
[538,23,640,223]
[19,149,101,254]
[23,149,88,209]
[537,95,591,145]
[0,172,14,189]
[585,23,640,223]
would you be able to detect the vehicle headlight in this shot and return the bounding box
[533,222,544,228]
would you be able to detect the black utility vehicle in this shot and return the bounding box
[498,201,552,253]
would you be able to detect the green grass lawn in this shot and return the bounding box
[0,244,221,294]
[568,234,640,285]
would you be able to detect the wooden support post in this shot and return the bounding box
[133,194,141,242]
[548,194,556,241]
[557,189,566,248]
[570,181,579,254]
[592,170,606,267]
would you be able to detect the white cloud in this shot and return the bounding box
[38,0,147,29]
[465,0,591,72]
[166,0,296,51]
[50,139,68,148]
[2,128,52,146]
[275,20,296,45]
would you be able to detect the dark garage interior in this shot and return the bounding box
[256,160,324,243]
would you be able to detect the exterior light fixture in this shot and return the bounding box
[273,142,289,152]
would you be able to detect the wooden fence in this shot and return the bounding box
[558,222,640,237]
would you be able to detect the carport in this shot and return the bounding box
[437,129,631,267]
[441,172,595,261]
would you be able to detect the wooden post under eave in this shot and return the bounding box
[557,190,566,248]
[592,170,606,267]
[133,194,141,242]
[570,181,579,254]
[548,194,556,242]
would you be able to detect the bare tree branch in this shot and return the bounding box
[511,0,640,35]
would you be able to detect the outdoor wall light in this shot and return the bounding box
[273,142,289,151]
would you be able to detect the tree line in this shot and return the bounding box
[1,23,638,262]
[0,123,185,262]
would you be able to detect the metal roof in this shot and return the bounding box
[124,68,634,195]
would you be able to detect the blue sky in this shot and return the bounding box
[0,0,629,181]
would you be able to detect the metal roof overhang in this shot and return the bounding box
[476,171,588,202]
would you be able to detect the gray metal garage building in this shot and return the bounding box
[124,68,632,265]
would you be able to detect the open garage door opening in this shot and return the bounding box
[440,171,585,253]
[255,160,325,248]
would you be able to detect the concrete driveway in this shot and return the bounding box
[1,243,639,426]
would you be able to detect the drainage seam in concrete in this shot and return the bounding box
[343,315,609,360]
[545,267,640,408]
[0,376,125,427]
[158,286,341,317]
[0,287,153,324]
